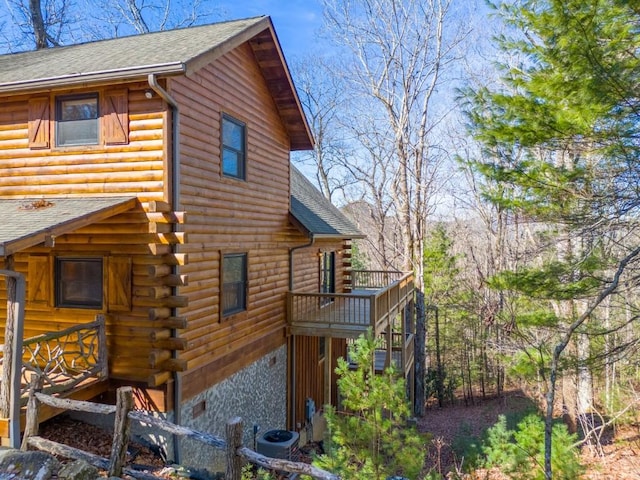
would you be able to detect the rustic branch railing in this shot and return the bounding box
[22,382,340,480]
[0,316,107,402]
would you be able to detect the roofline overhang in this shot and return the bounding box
[260,19,314,151]
[0,62,186,94]
[288,211,365,240]
[312,233,366,240]
[0,197,138,257]
[184,16,271,76]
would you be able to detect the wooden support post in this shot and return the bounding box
[0,259,18,418]
[109,386,134,477]
[386,327,392,369]
[226,417,243,480]
[21,374,43,451]
[323,336,332,406]
[96,314,108,379]
[1,268,26,449]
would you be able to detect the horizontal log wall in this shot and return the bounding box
[173,43,305,401]
[0,82,174,390]
[0,206,184,387]
[291,239,348,294]
[0,83,166,201]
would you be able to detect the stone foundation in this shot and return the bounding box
[175,345,288,472]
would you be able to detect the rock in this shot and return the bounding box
[0,449,60,479]
[57,459,99,480]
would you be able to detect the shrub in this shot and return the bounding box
[313,331,427,480]
[483,413,583,480]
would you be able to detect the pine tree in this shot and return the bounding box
[314,331,426,480]
[464,1,640,478]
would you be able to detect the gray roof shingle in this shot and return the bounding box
[0,197,137,256]
[0,16,266,91]
[290,165,363,239]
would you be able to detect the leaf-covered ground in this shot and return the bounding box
[36,390,640,479]
[418,391,640,479]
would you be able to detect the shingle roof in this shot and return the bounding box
[0,15,314,151]
[0,197,137,256]
[0,17,267,91]
[290,165,364,239]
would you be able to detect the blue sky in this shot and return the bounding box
[217,0,324,57]
[0,0,325,56]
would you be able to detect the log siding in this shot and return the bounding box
[173,43,301,400]
[0,81,174,390]
[0,84,166,201]
[0,26,338,425]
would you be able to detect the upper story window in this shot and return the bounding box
[222,253,248,317]
[55,257,103,309]
[221,114,246,179]
[56,94,99,146]
[28,89,128,149]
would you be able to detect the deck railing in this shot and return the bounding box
[0,315,107,403]
[288,271,414,337]
[351,270,404,290]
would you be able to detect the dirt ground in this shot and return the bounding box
[418,390,640,479]
[37,390,640,479]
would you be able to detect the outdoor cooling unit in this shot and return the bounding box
[256,429,300,461]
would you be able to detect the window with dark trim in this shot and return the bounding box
[320,251,335,306]
[222,253,248,317]
[56,94,99,146]
[221,114,246,179]
[55,257,103,309]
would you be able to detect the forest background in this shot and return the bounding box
[2,1,640,479]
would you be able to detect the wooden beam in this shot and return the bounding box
[323,336,331,407]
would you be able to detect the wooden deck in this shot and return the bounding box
[287,272,415,338]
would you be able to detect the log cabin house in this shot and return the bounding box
[0,16,416,467]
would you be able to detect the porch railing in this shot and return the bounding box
[351,270,404,290]
[288,271,414,337]
[0,315,107,405]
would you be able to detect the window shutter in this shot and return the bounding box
[28,97,50,149]
[103,89,129,145]
[107,256,132,312]
[28,255,51,304]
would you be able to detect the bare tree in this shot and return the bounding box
[321,0,467,286]
[2,0,74,51]
[0,0,217,52]
[84,0,215,39]
[82,0,216,40]
[291,54,353,202]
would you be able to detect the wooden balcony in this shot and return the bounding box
[287,271,415,339]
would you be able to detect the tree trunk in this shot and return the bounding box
[414,290,426,417]
[29,0,48,49]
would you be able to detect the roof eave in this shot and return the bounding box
[248,20,314,151]
[184,16,272,76]
[312,233,366,240]
[0,197,138,257]
[0,62,186,94]
[289,211,313,238]
[289,211,365,240]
